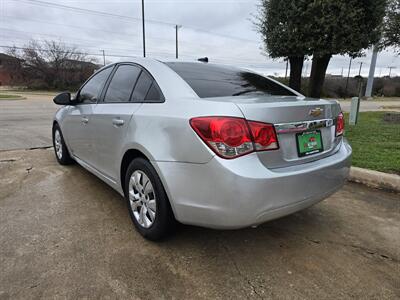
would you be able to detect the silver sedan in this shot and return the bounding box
[52,58,351,240]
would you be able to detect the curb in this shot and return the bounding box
[349,167,400,193]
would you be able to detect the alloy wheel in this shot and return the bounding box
[54,130,63,159]
[128,170,157,228]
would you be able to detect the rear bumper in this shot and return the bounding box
[154,140,352,229]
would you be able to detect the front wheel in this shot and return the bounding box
[52,124,74,165]
[124,158,175,240]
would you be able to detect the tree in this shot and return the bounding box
[305,0,386,98]
[8,40,98,90]
[382,0,400,53]
[256,0,386,98]
[256,0,311,92]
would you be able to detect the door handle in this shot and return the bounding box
[112,118,124,127]
[81,116,89,124]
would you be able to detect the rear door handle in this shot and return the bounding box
[112,118,124,127]
[81,116,89,124]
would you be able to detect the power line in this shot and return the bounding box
[0,44,175,59]
[0,32,176,58]
[182,27,259,44]
[2,15,225,49]
[2,15,252,51]
[0,44,96,57]
[2,15,140,38]
[12,0,259,43]
[0,27,266,64]
[14,0,173,26]
[0,27,141,48]
[0,44,273,66]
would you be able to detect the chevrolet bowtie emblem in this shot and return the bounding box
[309,107,324,117]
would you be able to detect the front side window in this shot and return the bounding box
[104,65,141,103]
[165,62,296,98]
[78,67,113,104]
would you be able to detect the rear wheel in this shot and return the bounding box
[124,158,175,240]
[52,124,74,165]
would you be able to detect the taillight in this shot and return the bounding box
[247,121,279,151]
[190,116,279,159]
[336,112,344,136]
[190,117,253,158]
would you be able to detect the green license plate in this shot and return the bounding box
[296,130,323,157]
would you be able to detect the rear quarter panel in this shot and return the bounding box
[122,98,244,164]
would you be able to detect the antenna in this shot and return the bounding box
[197,57,209,63]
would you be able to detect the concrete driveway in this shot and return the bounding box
[338,99,400,112]
[0,93,57,151]
[0,148,399,299]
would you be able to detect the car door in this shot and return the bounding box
[62,66,114,164]
[89,64,143,181]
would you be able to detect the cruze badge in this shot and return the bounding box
[309,107,324,117]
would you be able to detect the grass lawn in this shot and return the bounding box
[0,94,23,99]
[344,112,400,175]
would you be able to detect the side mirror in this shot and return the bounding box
[53,92,73,105]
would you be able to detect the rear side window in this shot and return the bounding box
[145,83,164,102]
[165,62,296,98]
[131,70,164,103]
[104,65,141,103]
[132,71,152,102]
[79,67,113,103]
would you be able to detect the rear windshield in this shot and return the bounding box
[165,62,296,98]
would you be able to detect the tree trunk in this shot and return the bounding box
[308,54,331,98]
[288,56,304,92]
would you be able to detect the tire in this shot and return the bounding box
[124,158,175,240]
[52,123,74,165]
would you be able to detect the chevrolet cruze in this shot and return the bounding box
[52,58,351,240]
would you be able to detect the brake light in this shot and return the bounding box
[190,117,253,158]
[247,121,279,151]
[336,112,345,136]
[190,116,279,159]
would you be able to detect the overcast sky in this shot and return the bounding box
[1,0,399,76]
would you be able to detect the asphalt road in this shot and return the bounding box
[0,94,399,151]
[0,148,399,299]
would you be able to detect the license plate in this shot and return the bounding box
[296,130,323,157]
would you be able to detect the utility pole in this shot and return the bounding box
[357,62,364,98]
[141,0,146,57]
[388,66,396,77]
[175,25,182,59]
[101,50,106,66]
[345,57,352,95]
[284,59,288,79]
[358,62,363,76]
[365,44,378,98]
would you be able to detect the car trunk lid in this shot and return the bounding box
[204,95,343,168]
